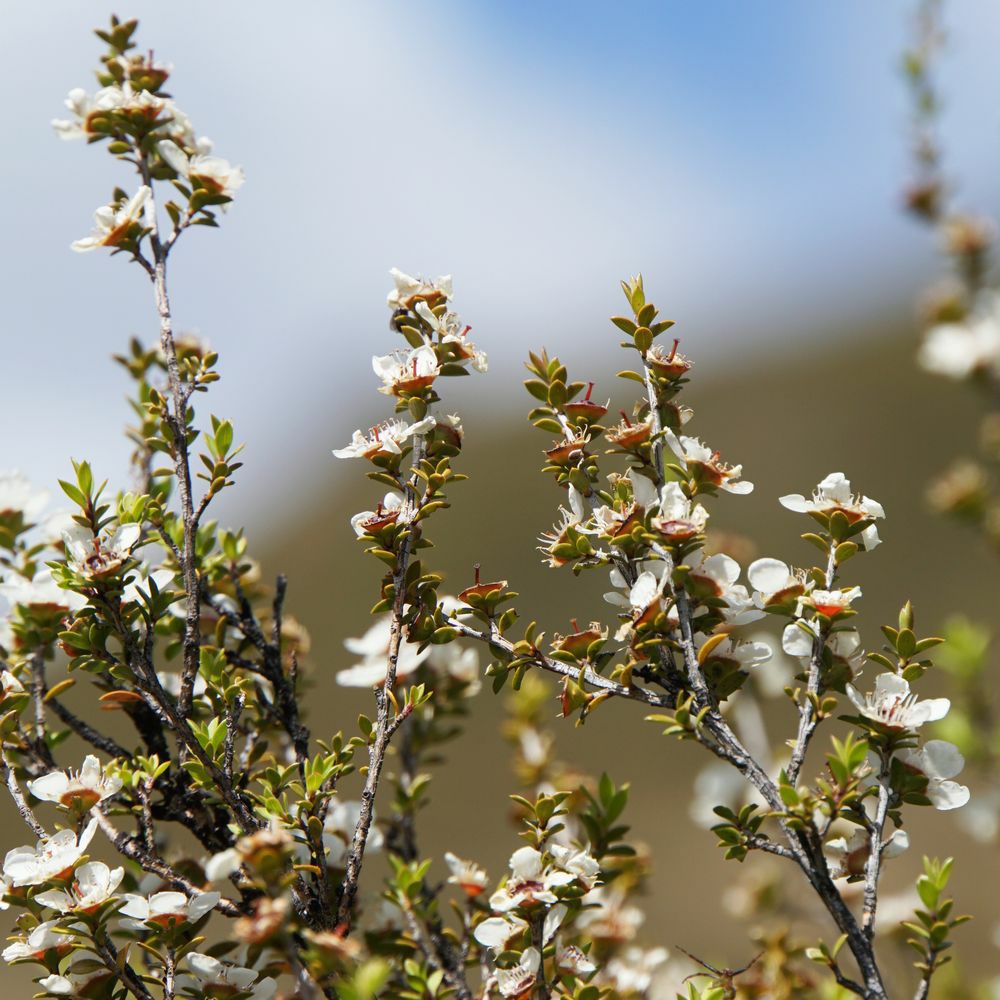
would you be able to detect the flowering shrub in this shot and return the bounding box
[0,14,980,1000]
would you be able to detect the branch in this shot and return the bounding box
[91,808,243,918]
[787,546,837,785]
[863,752,892,940]
[0,749,47,839]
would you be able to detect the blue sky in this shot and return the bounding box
[3,2,1000,532]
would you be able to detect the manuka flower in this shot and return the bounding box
[747,557,809,608]
[489,847,573,912]
[387,268,453,310]
[846,673,950,731]
[0,569,84,614]
[798,586,863,619]
[34,861,124,913]
[650,482,709,543]
[373,345,441,396]
[119,889,221,929]
[779,473,885,550]
[63,522,141,579]
[3,820,97,886]
[0,471,49,525]
[324,799,383,867]
[537,485,587,567]
[896,740,970,811]
[918,295,1000,379]
[336,613,430,687]
[27,755,122,811]
[350,491,407,538]
[333,417,435,461]
[782,621,864,676]
[665,432,753,494]
[52,85,129,140]
[182,952,276,998]
[496,948,540,999]
[158,139,245,198]
[71,186,151,252]
[1,921,77,963]
[826,828,909,879]
[444,852,489,898]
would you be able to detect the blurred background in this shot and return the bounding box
[3,0,1000,993]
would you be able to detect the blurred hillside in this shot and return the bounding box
[259,314,999,988]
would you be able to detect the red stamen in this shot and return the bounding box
[668,338,680,362]
[474,563,481,586]
[461,325,472,338]
[584,382,594,401]
[571,618,579,632]
[411,358,418,376]
[619,410,632,426]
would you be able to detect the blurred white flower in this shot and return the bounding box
[827,827,909,879]
[183,952,276,998]
[158,140,246,197]
[0,471,49,523]
[71,186,151,252]
[323,799,382,867]
[336,612,429,687]
[919,296,1000,379]
[444,851,489,898]
[897,740,970,811]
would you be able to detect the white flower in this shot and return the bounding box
[474,913,528,951]
[387,268,453,310]
[349,491,407,539]
[336,612,430,687]
[28,755,122,810]
[3,820,97,887]
[71,186,151,252]
[0,471,49,523]
[63,522,141,578]
[37,953,110,995]
[0,569,84,614]
[333,417,435,460]
[119,889,221,929]
[827,828,909,879]
[122,567,178,607]
[558,945,597,976]
[537,485,587,567]
[686,551,764,626]
[183,952,276,997]
[781,621,864,677]
[548,844,601,890]
[51,85,129,139]
[919,296,1000,379]
[323,799,383,867]
[574,887,644,943]
[489,847,572,912]
[747,557,807,607]
[690,760,766,829]
[799,587,862,618]
[444,852,489,897]
[2,920,77,963]
[34,861,124,913]
[602,946,669,994]
[897,740,970,811]
[373,345,441,396]
[496,948,540,999]
[158,140,245,198]
[665,432,753,494]
[779,473,885,550]
[427,642,481,694]
[846,673,950,731]
[651,481,709,541]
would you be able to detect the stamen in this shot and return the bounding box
[668,338,680,362]
[584,382,594,402]
[474,563,481,586]
[619,410,632,426]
